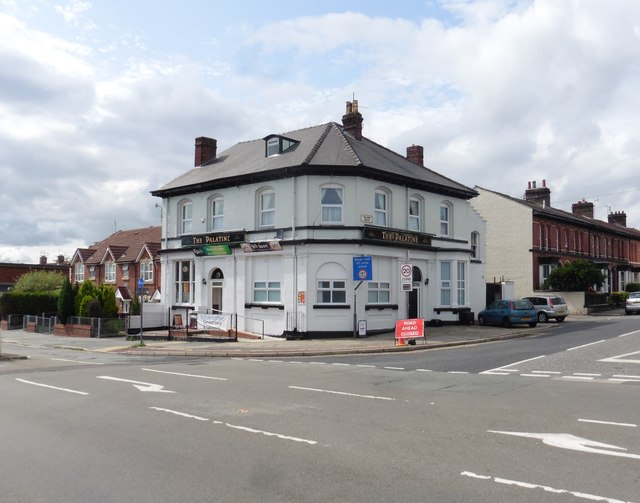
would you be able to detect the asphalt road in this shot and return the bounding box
[1,317,638,503]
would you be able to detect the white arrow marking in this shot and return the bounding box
[97,376,175,393]
[489,430,640,460]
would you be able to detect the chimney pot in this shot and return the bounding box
[524,180,551,208]
[572,200,595,219]
[342,100,364,140]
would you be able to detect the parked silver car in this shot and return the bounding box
[625,292,640,315]
[521,295,568,323]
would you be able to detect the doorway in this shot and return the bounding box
[408,266,422,319]
[211,268,224,313]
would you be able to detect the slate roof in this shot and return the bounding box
[152,122,477,199]
[475,186,640,238]
[71,226,161,266]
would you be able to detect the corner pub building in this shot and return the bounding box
[152,102,485,337]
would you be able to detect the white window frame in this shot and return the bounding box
[259,190,275,228]
[317,280,347,304]
[74,263,84,282]
[457,261,466,306]
[89,265,96,280]
[179,200,193,235]
[321,187,343,224]
[374,190,388,226]
[440,203,451,237]
[367,281,390,304]
[266,137,280,157]
[105,262,116,282]
[440,261,451,306]
[141,260,153,282]
[471,232,479,258]
[539,263,558,289]
[175,260,194,304]
[408,197,421,231]
[209,196,224,231]
[253,281,281,303]
[121,263,129,280]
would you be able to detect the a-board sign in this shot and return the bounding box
[394,318,425,343]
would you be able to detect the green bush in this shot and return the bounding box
[609,291,628,305]
[0,292,58,317]
[545,259,605,291]
[625,282,640,293]
[57,277,75,324]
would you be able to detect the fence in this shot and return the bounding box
[3,314,25,329]
[23,315,57,334]
[129,303,169,331]
[67,316,126,338]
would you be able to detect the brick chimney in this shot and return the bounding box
[39,255,47,265]
[524,179,551,208]
[608,211,627,227]
[194,137,217,166]
[406,145,424,166]
[341,100,363,140]
[572,199,594,219]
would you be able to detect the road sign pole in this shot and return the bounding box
[138,277,144,343]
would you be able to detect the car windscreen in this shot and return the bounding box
[513,300,533,309]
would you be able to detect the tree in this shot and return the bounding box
[99,285,119,319]
[13,270,65,293]
[545,259,605,291]
[75,280,100,317]
[57,277,75,324]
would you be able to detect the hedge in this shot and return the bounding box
[0,291,59,318]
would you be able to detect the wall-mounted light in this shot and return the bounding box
[424,278,429,285]
[202,278,207,285]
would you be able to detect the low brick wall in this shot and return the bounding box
[54,324,92,338]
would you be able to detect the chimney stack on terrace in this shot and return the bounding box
[406,145,424,166]
[342,100,363,141]
[524,179,551,208]
[572,199,594,219]
[194,137,217,166]
[608,211,627,227]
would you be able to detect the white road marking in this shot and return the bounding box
[142,368,227,380]
[567,340,605,351]
[488,430,640,460]
[355,364,375,368]
[331,363,350,366]
[309,362,327,365]
[149,407,317,445]
[415,368,433,372]
[600,351,640,364]
[289,385,395,401]
[609,378,640,383]
[447,371,469,374]
[461,471,635,503]
[563,376,594,380]
[97,376,175,393]
[531,370,561,374]
[384,366,405,370]
[520,373,550,378]
[150,407,209,421]
[579,419,637,428]
[573,372,601,377]
[16,378,88,395]
[617,329,640,338]
[51,358,104,365]
[481,354,545,374]
[613,374,640,379]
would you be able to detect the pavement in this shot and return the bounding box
[0,310,626,360]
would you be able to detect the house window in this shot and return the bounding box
[471,232,479,258]
[179,200,193,235]
[209,196,224,231]
[409,198,421,231]
[374,191,388,226]
[321,187,343,224]
[457,262,466,305]
[539,263,558,289]
[105,262,116,282]
[141,261,153,282]
[89,265,96,280]
[253,256,281,303]
[440,203,451,236]
[74,263,84,282]
[265,135,298,157]
[259,190,275,228]
[266,137,280,157]
[368,282,390,303]
[317,280,346,304]
[440,261,451,306]
[175,260,194,304]
[253,281,281,302]
[122,263,129,280]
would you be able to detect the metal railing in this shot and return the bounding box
[23,315,57,334]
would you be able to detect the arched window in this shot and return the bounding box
[257,187,275,229]
[178,199,192,235]
[440,201,453,237]
[208,195,224,231]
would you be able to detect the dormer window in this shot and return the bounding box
[264,135,298,157]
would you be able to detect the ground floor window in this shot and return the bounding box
[368,281,390,303]
[440,261,451,305]
[317,280,346,304]
[175,260,194,304]
[252,256,282,304]
[539,263,558,289]
[254,281,281,302]
[457,262,466,305]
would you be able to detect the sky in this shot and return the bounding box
[1,0,639,263]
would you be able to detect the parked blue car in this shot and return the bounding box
[478,299,538,328]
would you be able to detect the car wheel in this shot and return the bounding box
[625,311,630,315]
[556,317,565,322]
[502,317,512,328]
[537,312,548,323]
[478,315,485,326]
[529,322,537,328]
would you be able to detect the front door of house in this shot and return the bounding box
[211,268,224,313]
[408,266,422,319]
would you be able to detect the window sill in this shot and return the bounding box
[313,304,351,309]
[433,307,471,314]
[245,303,284,310]
[364,304,398,311]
